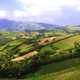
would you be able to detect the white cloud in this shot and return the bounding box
[76,6,80,11]
[1,0,80,22]
[13,10,28,17]
[1,10,28,20]
[18,0,80,16]
[0,10,6,18]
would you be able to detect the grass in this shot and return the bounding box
[24,58,80,80]
[19,44,34,53]
[0,32,80,80]
[52,35,80,50]
[22,34,80,79]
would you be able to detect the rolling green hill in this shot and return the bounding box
[23,34,80,80]
[52,35,80,50]
[24,58,80,80]
[0,31,80,79]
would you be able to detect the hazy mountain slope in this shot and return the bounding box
[0,19,62,32]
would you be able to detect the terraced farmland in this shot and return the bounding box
[52,35,80,50]
[0,32,80,79]
[24,58,80,80]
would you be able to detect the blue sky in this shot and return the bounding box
[0,0,80,25]
[0,0,22,10]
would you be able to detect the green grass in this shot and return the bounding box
[19,44,34,53]
[22,34,80,79]
[52,35,80,50]
[7,39,25,46]
[0,39,24,50]
[65,26,80,33]
[0,32,80,80]
[24,58,80,80]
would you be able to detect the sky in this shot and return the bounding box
[0,0,80,25]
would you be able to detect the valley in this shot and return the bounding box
[0,26,80,79]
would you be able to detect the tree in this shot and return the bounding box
[73,42,80,57]
[39,46,56,63]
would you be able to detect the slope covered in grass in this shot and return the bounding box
[52,35,80,50]
[23,35,80,80]
[24,58,80,80]
[0,32,80,79]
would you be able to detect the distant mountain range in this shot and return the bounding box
[0,19,62,32]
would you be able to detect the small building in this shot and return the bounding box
[31,32,40,36]
[38,37,56,45]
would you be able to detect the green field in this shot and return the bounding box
[24,58,80,80]
[52,35,80,50]
[0,31,80,79]
[22,34,80,80]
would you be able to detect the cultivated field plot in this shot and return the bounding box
[0,31,80,79]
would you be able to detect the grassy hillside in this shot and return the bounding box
[0,31,80,79]
[23,34,80,80]
[24,58,80,80]
[52,35,80,50]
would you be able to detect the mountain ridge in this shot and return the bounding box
[0,19,62,32]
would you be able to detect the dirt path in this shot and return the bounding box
[11,35,77,62]
[11,51,38,61]
[11,37,56,62]
[38,37,56,45]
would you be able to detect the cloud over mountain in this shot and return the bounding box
[0,0,80,25]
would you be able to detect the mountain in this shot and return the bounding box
[0,19,62,32]
[37,23,63,29]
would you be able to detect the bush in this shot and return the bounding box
[38,46,56,64]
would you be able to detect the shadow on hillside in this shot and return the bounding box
[25,58,80,78]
